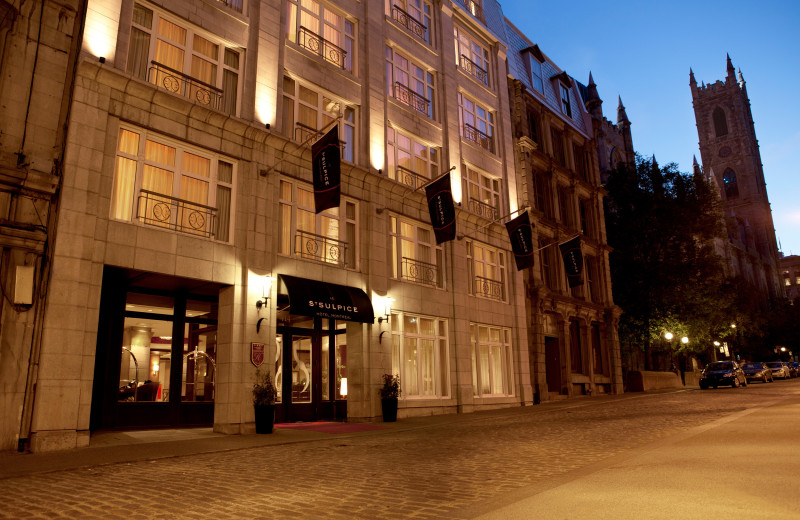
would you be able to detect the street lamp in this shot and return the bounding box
[681,336,689,344]
[664,332,674,341]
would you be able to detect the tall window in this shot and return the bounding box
[127,3,241,115]
[458,93,495,153]
[591,323,605,375]
[111,126,234,241]
[470,323,513,396]
[388,0,432,44]
[585,255,600,303]
[279,179,357,267]
[463,166,501,220]
[527,109,540,144]
[385,46,435,119]
[534,172,553,219]
[722,168,739,199]
[539,237,557,290]
[467,240,506,301]
[387,127,440,189]
[390,216,444,288]
[281,76,355,162]
[569,320,582,373]
[559,84,572,118]
[454,24,489,86]
[713,107,728,137]
[573,143,590,182]
[529,56,543,92]
[557,185,572,228]
[579,198,594,237]
[391,313,449,398]
[286,0,354,71]
[550,127,565,166]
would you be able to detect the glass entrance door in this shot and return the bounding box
[276,330,318,422]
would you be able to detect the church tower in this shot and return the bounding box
[690,55,782,298]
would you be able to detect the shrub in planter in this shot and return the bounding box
[379,373,401,422]
[253,370,277,434]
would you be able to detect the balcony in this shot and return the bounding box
[391,5,428,43]
[393,166,429,190]
[401,257,438,287]
[453,0,485,22]
[148,62,223,111]
[137,190,217,239]
[474,275,504,301]
[294,230,349,267]
[468,198,497,220]
[463,123,494,153]
[298,26,348,69]
[393,82,431,118]
[459,54,488,86]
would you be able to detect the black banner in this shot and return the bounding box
[425,173,456,244]
[559,236,584,287]
[505,211,534,270]
[312,124,341,214]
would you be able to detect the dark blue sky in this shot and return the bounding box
[500,0,800,256]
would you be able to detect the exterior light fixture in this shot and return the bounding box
[255,276,276,309]
[731,323,737,329]
[99,56,106,64]
[681,336,689,344]
[713,341,720,346]
[664,332,674,341]
[340,377,348,398]
[374,295,395,324]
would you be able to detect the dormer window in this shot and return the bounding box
[550,71,573,118]
[523,45,546,93]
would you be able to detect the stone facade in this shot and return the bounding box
[1,0,623,452]
[780,255,800,301]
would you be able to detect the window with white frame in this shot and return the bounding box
[281,75,355,162]
[390,215,444,288]
[391,312,449,398]
[388,0,432,44]
[529,55,543,92]
[111,126,234,241]
[385,46,435,119]
[463,165,501,220]
[466,240,506,301]
[559,84,572,118]
[453,24,489,86]
[286,0,354,71]
[127,2,241,115]
[279,179,357,268]
[387,126,440,190]
[458,93,495,154]
[470,323,513,396]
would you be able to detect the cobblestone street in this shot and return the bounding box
[2,383,799,519]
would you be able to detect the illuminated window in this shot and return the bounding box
[286,0,355,71]
[388,0,432,44]
[385,46,435,119]
[391,313,449,398]
[387,127,440,189]
[458,93,495,153]
[470,323,513,396]
[723,168,739,199]
[466,240,506,301]
[463,165,501,220]
[454,24,489,86]
[390,215,444,288]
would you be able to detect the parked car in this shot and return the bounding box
[786,363,798,378]
[741,362,774,383]
[766,361,791,380]
[790,362,800,376]
[699,361,747,389]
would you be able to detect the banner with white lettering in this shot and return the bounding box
[312,124,341,214]
[425,173,456,244]
[559,236,584,288]
[505,211,534,270]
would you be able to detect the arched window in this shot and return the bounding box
[723,168,739,199]
[713,107,728,137]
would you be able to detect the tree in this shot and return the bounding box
[604,155,734,369]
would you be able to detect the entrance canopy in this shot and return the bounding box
[279,275,374,323]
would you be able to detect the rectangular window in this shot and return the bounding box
[550,127,565,166]
[570,320,582,373]
[392,312,449,398]
[529,56,543,92]
[128,2,240,115]
[385,46,435,119]
[467,240,506,301]
[111,126,234,241]
[585,255,596,302]
[388,0,432,44]
[279,179,357,268]
[527,109,540,144]
[534,172,553,219]
[463,165,501,220]
[281,75,355,162]
[387,126,440,190]
[573,143,590,181]
[795,272,800,285]
[390,215,444,288]
[560,84,572,118]
[591,323,605,375]
[539,237,557,290]
[286,0,354,71]
[557,185,572,228]
[454,24,489,86]
[579,198,594,237]
[458,93,495,154]
[470,323,513,396]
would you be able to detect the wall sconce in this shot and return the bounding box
[152,363,159,376]
[374,296,395,324]
[340,377,348,398]
[255,276,276,309]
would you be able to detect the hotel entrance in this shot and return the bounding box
[274,275,374,423]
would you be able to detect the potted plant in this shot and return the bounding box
[253,370,278,434]
[379,373,401,422]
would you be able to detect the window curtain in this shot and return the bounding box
[127,27,151,81]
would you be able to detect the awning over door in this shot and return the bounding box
[279,275,374,323]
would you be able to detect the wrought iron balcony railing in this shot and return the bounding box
[394,82,431,117]
[294,229,349,267]
[137,190,217,239]
[463,123,494,153]
[401,256,438,287]
[468,198,497,220]
[391,5,428,43]
[298,26,348,70]
[148,61,223,111]
[216,0,242,13]
[474,275,504,301]
[393,166,429,190]
[459,54,488,85]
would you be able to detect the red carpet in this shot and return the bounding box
[274,422,388,434]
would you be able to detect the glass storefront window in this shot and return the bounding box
[182,300,217,402]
